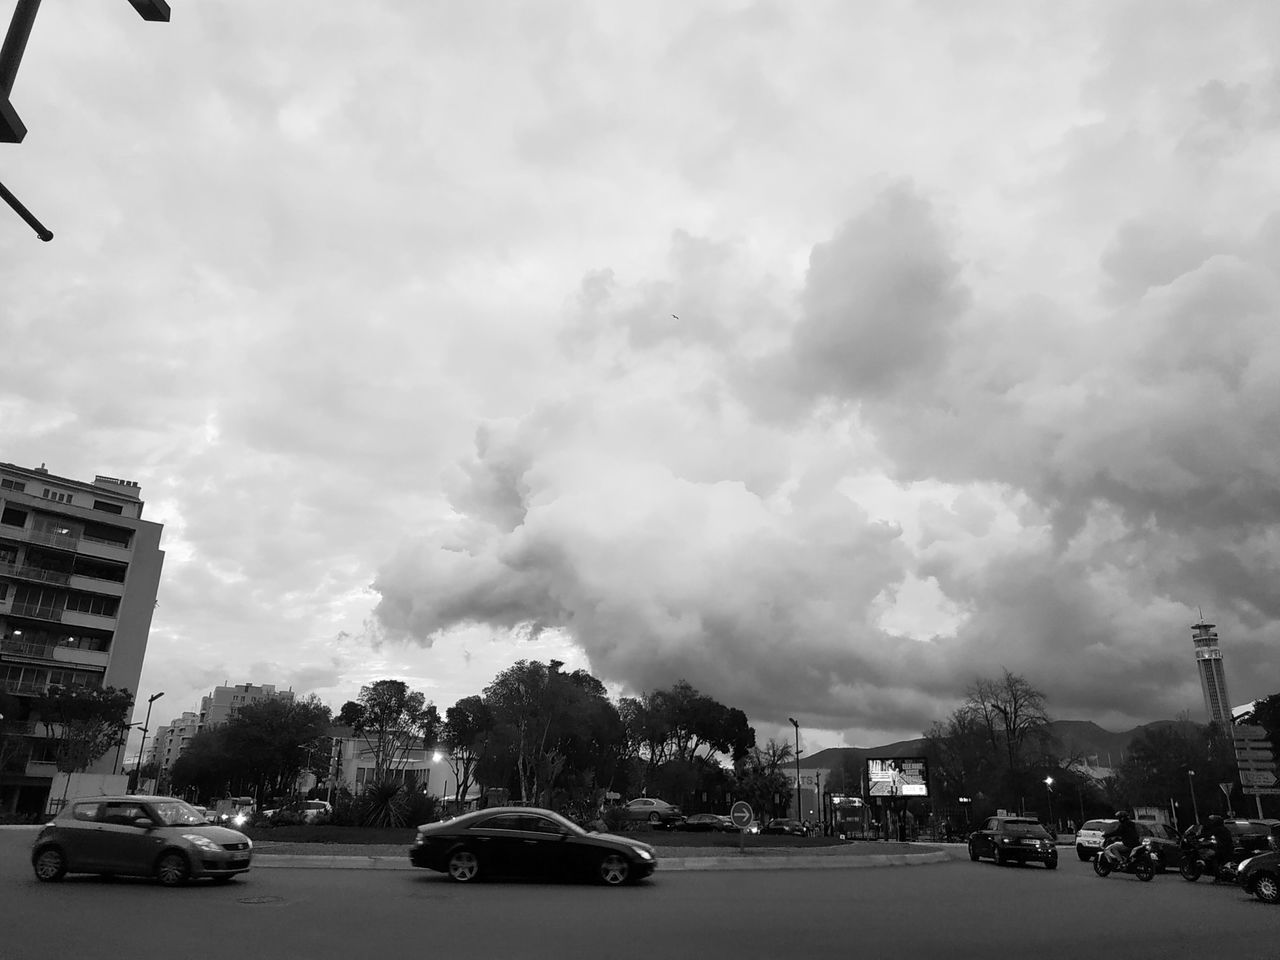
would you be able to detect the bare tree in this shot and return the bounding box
[964,669,1049,776]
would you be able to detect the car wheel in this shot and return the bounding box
[648,813,660,824]
[32,846,67,883]
[1044,855,1058,870]
[599,854,631,886]
[1077,846,1091,861]
[156,851,190,887]
[447,849,481,883]
[1254,872,1279,905]
[967,841,979,862]
[995,847,1007,866]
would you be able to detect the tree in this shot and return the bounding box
[169,727,237,798]
[730,740,795,819]
[35,684,132,774]
[965,670,1050,777]
[0,691,32,775]
[346,680,440,784]
[442,695,493,805]
[222,695,333,799]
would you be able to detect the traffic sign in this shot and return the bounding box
[1243,787,1280,796]
[1219,782,1234,798]
[1240,769,1278,787]
[730,801,754,828]
[1233,724,1269,740]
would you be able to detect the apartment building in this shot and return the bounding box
[0,462,164,814]
[148,683,296,785]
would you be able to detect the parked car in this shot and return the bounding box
[763,818,808,837]
[189,805,217,824]
[1237,842,1280,904]
[968,816,1058,868]
[213,796,256,827]
[620,797,684,827]
[675,813,737,833]
[1075,818,1116,861]
[409,806,657,885]
[1225,819,1276,856]
[261,799,333,823]
[30,796,253,886]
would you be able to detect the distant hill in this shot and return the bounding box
[801,718,1194,770]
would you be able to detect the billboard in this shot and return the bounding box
[866,757,929,797]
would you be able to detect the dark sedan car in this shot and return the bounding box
[763,818,808,836]
[30,796,253,885]
[1237,843,1280,904]
[676,813,737,833]
[1226,819,1277,856]
[968,816,1058,868]
[410,806,657,885]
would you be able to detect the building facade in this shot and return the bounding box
[150,683,296,782]
[0,462,165,813]
[1192,618,1233,727]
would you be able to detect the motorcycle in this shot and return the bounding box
[1178,840,1238,883]
[1093,845,1155,882]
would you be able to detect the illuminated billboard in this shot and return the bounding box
[866,757,929,797]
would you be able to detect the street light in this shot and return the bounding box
[1187,770,1200,827]
[788,718,801,822]
[133,692,163,794]
[1044,776,1054,830]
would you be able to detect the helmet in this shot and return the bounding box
[1115,810,1131,821]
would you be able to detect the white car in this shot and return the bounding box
[1075,818,1118,860]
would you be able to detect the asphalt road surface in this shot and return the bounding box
[1,829,1276,960]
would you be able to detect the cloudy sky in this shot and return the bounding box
[3,1,1279,761]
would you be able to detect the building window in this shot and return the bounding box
[1,478,25,492]
[41,489,74,505]
[91,500,124,515]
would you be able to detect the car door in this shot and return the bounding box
[518,814,577,880]
[60,801,108,870]
[97,801,162,876]
[979,818,1000,856]
[465,814,530,878]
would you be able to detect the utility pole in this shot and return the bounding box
[788,718,801,821]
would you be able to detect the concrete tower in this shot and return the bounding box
[1191,618,1232,727]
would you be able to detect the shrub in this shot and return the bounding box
[603,806,629,834]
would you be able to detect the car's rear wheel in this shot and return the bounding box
[599,854,630,885]
[1253,872,1279,905]
[33,846,67,883]
[1076,846,1091,861]
[648,813,660,824]
[967,841,979,861]
[156,852,190,886]
[447,849,481,883]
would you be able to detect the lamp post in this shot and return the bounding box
[133,692,163,794]
[788,718,801,822]
[1044,776,1054,830]
[1187,770,1200,826]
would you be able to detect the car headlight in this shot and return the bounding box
[183,834,222,852]
[232,813,248,827]
[414,831,427,846]
[1237,856,1255,874]
[632,847,653,860]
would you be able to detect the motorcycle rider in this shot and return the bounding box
[1200,814,1235,874]
[1103,810,1142,867]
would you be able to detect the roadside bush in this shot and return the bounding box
[602,806,629,834]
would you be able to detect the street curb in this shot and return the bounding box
[252,848,966,872]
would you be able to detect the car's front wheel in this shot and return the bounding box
[599,854,630,886]
[32,846,67,882]
[967,841,980,861]
[1253,872,1279,905]
[447,849,481,883]
[156,851,190,887]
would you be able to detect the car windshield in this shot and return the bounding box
[149,800,207,826]
[1228,822,1268,836]
[1081,820,1112,832]
[1003,822,1052,838]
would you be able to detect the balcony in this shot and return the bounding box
[1,637,56,659]
[0,561,71,585]
[27,528,80,552]
[7,602,62,623]
[0,678,47,696]
[24,760,57,779]
[62,609,117,630]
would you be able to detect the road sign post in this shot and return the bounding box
[731,801,753,854]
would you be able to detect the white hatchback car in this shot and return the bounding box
[1075,818,1117,860]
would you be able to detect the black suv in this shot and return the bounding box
[968,816,1058,868]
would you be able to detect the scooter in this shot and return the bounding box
[1094,845,1155,882]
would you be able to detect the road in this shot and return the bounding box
[1,829,1275,960]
